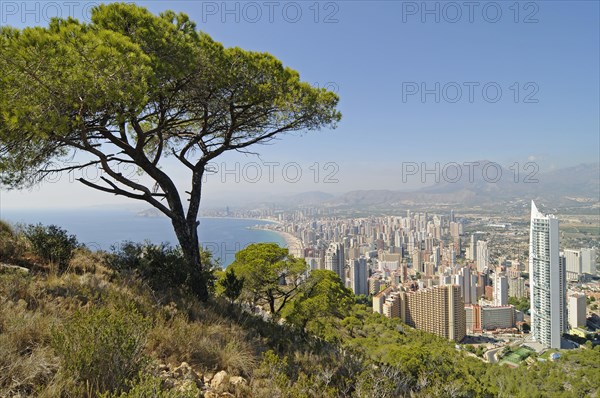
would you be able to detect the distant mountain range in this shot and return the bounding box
[243,162,599,210]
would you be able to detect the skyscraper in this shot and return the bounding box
[529,201,566,349]
[476,241,489,272]
[564,249,582,281]
[581,248,597,275]
[325,242,345,282]
[493,274,508,306]
[468,233,479,261]
[401,285,466,342]
[350,257,368,296]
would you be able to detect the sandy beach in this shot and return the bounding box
[272,230,304,258]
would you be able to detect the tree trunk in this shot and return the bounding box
[267,290,276,314]
[171,214,208,301]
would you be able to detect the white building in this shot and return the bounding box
[476,241,489,272]
[564,249,582,281]
[568,292,587,329]
[581,248,597,275]
[529,201,566,349]
[468,233,479,261]
[325,242,345,282]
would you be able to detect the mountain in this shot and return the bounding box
[292,162,599,209]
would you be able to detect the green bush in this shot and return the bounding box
[52,305,150,396]
[107,241,217,298]
[107,242,195,291]
[24,224,79,269]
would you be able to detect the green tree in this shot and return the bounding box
[509,296,530,313]
[283,270,354,335]
[230,243,307,315]
[218,267,244,304]
[0,3,341,300]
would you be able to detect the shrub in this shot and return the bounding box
[0,300,59,396]
[107,241,218,298]
[52,305,150,396]
[107,242,191,292]
[0,220,27,262]
[24,224,79,269]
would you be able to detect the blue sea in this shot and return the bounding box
[0,209,285,267]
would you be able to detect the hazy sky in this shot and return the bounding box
[0,1,598,210]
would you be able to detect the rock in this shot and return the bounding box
[0,263,29,274]
[175,379,198,394]
[210,370,229,390]
[229,376,247,387]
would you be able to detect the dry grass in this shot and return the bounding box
[148,313,258,377]
[0,298,60,396]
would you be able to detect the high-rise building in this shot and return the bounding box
[350,257,368,296]
[368,276,382,295]
[325,242,345,282]
[465,304,482,333]
[476,241,489,272]
[508,276,527,299]
[412,249,423,273]
[581,248,597,275]
[453,266,477,305]
[493,274,509,306]
[568,292,587,329]
[401,285,466,342]
[468,233,480,261]
[529,201,566,349]
[450,222,461,240]
[383,291,401,318]
[564,249,582,281]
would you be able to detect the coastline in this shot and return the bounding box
[271,230,304,258]
[199,216,282,225]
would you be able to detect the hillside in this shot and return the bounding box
[1,220,599,397]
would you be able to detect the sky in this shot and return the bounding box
[0,0,599,210]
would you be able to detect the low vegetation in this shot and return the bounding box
[0,221,598,397]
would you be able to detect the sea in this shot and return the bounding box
[0,208,285,267]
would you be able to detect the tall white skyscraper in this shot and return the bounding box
[325,242,345,282]
[529,201,566,349]
[350,257,368,296]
